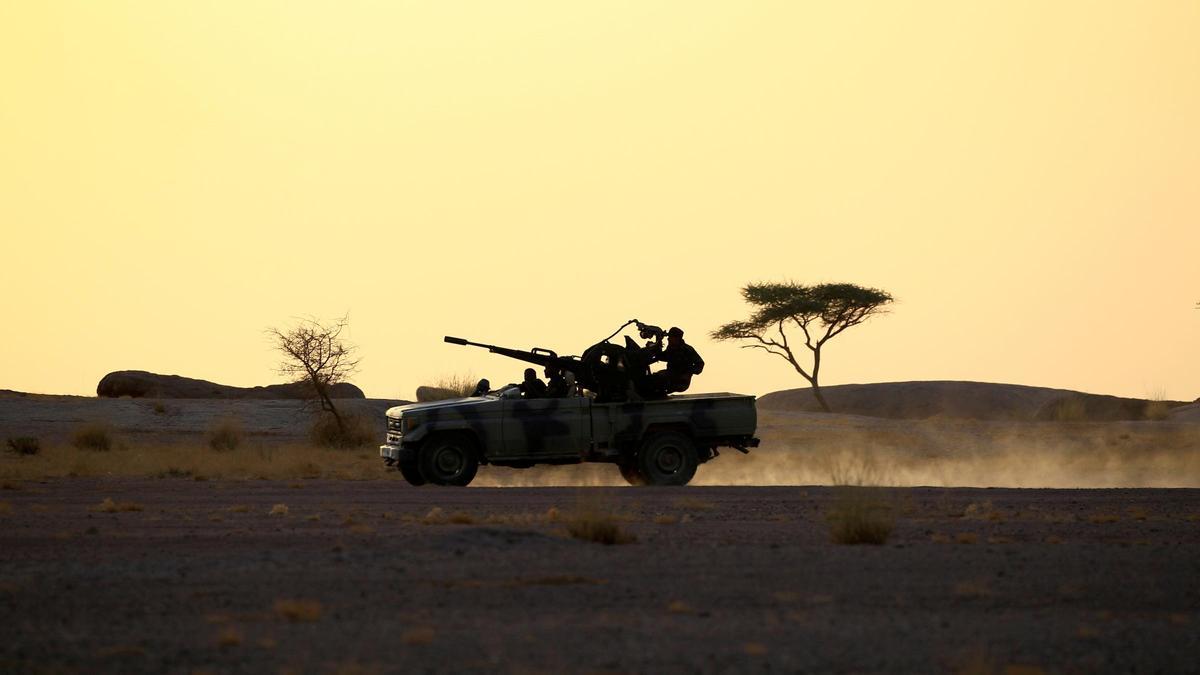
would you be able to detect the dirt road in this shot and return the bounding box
[2,480,1198,673]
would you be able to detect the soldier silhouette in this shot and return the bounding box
[519,368,548,399]
[545,364,570,398]
[647,327,704,396]
[471,378,491,397]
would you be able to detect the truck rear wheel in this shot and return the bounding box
[618,462,645,486]
[419,434,479,487]
[637,431,698,486]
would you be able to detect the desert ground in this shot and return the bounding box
[2,390,1199,673]
[1,480,1198,674]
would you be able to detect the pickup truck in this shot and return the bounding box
[379,386,759,486]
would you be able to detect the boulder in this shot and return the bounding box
[96,371,365,400]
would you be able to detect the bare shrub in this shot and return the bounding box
[309,410,376,449]
[72,422,115,451]
[827,455,894,545]
[151,401,168,415]
[206,416,243,452]
[6,437,40,456]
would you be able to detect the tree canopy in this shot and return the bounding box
[712,282,893,412]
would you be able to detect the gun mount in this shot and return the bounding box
[444,320,667,402]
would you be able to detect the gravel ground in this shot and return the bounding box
[1,480,1198,674]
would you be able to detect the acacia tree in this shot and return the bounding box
[712,282,894,413]
[268,315,360,434]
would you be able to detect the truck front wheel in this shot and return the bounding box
[419,434,479,487]
[637,431,698,486]
[398,460,426,486]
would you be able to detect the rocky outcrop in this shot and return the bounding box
[96,371,365,400]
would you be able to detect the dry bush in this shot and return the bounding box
[826,455,894,545]
[72,422,115,451]
[92,498,143,513]
[563,503,636,545]
[269,503,289,516]
[206,416,243,452]
[422,373,479,401]
[273,599,322,622]
[309,411,377,449]
[6,437,40,456]
[151,400,168,415]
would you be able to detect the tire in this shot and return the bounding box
[637,431,698,486]
[418,434,479,487]
[618,462,645,486]
[398,460,426,486]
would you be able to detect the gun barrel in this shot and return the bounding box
[444,336,578,373]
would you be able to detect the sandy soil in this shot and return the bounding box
[1,480,1198,674]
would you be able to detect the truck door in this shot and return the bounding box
[501,397,590,458]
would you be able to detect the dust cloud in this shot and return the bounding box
[472,411,1200,488]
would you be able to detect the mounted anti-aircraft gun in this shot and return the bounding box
[444,319,670,403]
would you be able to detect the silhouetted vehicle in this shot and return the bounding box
[380,322,759,487]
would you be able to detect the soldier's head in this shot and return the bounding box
[523,368,537,382]
[667,326,685,345]
[545,364,561,379]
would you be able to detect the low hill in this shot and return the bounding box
[756,381,1190,422]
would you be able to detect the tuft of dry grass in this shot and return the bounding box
[206,416,243,452]
[672,497,715,511]
[228,504,250,513]
[1088,513,1120,524]
[216,627,243,647]
[72,421,115,451]
[92,498,143,513]
[273,599,322,622]
[269,503,289,516]
[421,507,475,525]
[826,455,895,545]
[956,532,979,545]
[422,373,479,401]
[0,502,11,516]
[563,507,636,545]
[6,436,40,456]
[400,627,435,645]
[653,514,679,525]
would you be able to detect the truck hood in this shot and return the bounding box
[385,397,494,418]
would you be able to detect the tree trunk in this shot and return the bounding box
[810,380,832,413]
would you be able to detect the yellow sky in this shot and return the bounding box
[2,1,1197,401]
